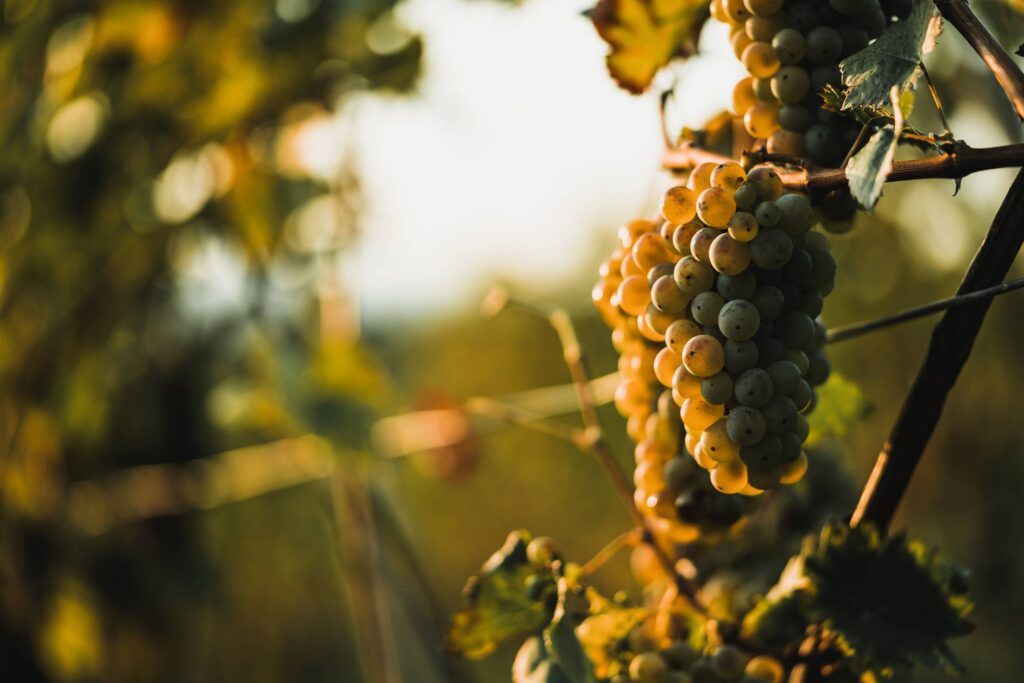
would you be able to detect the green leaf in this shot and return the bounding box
[840,1,942,111]
[740,556,811,651]
[590,0,710,94]
[806,373,871,447]
[802,522,973,677]
[845,88,912,209]
[512,580,598,683]
[446,531,558,659]
[576,589,647,680]
[820,85,936,153]
[513,638,573,683]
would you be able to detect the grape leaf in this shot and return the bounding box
[840,1,942,111]
[806,373,871,448]
[446,531,558,659]
[845,88,913,209]
[576,589,647,679]
[514,637,572,683]
[820,85,937,153]
[740,555,812,651]
[590,0,710,95]
[802,522,973,677]
[513,580,598,683]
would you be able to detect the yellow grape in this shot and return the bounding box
[681,397,725,432]
[747,167,784,200]
[741,41,780,79]
[634,460,666,492]
[665,319,701,353]
[743,102,780,139]
[746,657,785,683]
[722,0,751,23]
[684,431,699,455]
[673,256,715,297]
[687,162,717,194]
[711,162,747,191]
[732,77,758,115]
[617,275,651,316]
[655,347,682,387]
[727,211,759,242]
[696,187,737,228]
[682,334,725,377]
[645,305,677,336]
[731,27,753,60]
[614,378,650,416]
[711,459,748,494]
[709,233,752,276]
[672,364,703,399]
[631,344,659,383]
[659,221,676,241]
[654,517,701,544]
[611,326,628,352]
[744,0,782,15]
[627,413,647,441]
[660,185,698,225]
[780,452,808,484]
[740,484,765,496]
[746,14,784,42]
[637,311,665,342]
[710,0,729,23]
[635,439,671,466]
[700,419,740,463]
[767,129,805,156]
[693,442,716,469]
[633,232,676,270]
[672,221,702,256]
[599,249,623,278]
[619,218,657,248]
[620,253,644,278]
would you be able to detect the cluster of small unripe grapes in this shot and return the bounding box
[715,0,910,224]
[594,161,835,499]
[602,625,785,683]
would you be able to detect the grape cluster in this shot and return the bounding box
[595,161,834,497]
[713,0,904,225]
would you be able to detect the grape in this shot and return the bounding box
[735,368,773,407]
[617,275,652,316]
[712,645,748,680]
[805,124,846,167]
[724,339,759,374]
[747,462,783,490]
[629,652,668,683]
[804,230,831,252]
[756,336,787,368]
[775,193,813,236]
[710,459,748,494]
[806,246,837,289]
[791,378,813,411]
[633,233,675,271]
[746,656,785,683]
[806,26,843,64]
[691,291,725,326]
[723,0,752,23]
[780,451,808,484]
[740,434,782,467]
[785,3,819,33]
[688,162,717,194]
[615,378,652,415]
[838,24,870,56]
[717,271,757,300]
[647,263,674,286]
[527,536,559,568]
[655,347,683,387]
[674,256,715,297]
[754,201,780,227]
[786,349,810,376]
[783,247,813,282]
[726,406,767,446]
[809,63,842,94]
[744,0,783,16]
[807,349,831,386]
[619,218,656,248]
[681,396,725,431]
[620,254,644,278]
[711,161,747,191]
[719,299,761,341]
[662,457,689,492]
[731,27,754,60]
[672,221,701,255]
[854,5,887,37]
[743,102,781,139]
[771,28,805,65]
[779,431,802,464]
[666,319,702,353]
[746,14,783,42]
[763,396,798,434]
[793,412,810,441]
[638,313,666,342]
[682,335,726,377]
[741,41,780,78]
[746,167,783,200]
[702,372,735,405]
[701,419,739,462]
[661,185,698,224]
[751,285,785,320]
[734,182,760,210]
[697,187,737,228]
[651,275,688,314]
[750,228,793,270]
[767,360,801,395]
[690,228,715,263]
[770,66,810,104]
[752,76,776,102]
[673,365,704,399]
[664,640,699,669]
[702,324,728,344]
[733,77,758,114]
[727,213,758,246]
[779,282,802,313]
[800,289,824,317]
[830,0,868,12]
[775,311,815,349]
[709,233,752,275]
[634,461,665,491]
[767,129,805,156]
[779,104,815,132]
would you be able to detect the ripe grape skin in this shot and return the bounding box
[702,372,735,405]
[682,396,726,431]
[617,275,651,316]
[770,66,810,104]
[697,187,738,228]
[711,161,748,191]
[666,319,702,353]
[673,364,704,399]
[744,0,783,16]
[651,274,689,314]
[647,262,674,286]
[674,256,715,298]
[735,368,774,408]
[655,347,683,387]
[780,452,808,484]
[728,211,759,242]
[747,167,784,200]
[709,233,752,276]
[682,334,726,377]
[755,201,780,227]
[746,14,783,42]
[692,291,726,326]
[688,162,717,194]
[771,28,805,65]
[718,299,762,342]
[768,129,805,156]
[672,221,701,255]
[661,185,698,224]
[742,41,780,79]
[711,459,748,494]
[733,77,759,114]
[701,419,740,462]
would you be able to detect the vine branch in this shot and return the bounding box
[933,0,1024,121]
[851,168,1024,532]
[663,142,1024,193]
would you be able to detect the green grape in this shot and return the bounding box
[800,289,824,317]
[709,233,752,275]
[747,167,783,200]
[775,193,813,236]
[807,349,831,386]
[744,0,783,16]
[751,285,785,320]
[791,378,813,411]
[647,263,675,286]
[775,311,815,349]
[763,396,798,434]
[794,412,810,442]
[718,299,761,341]
[682,334,726,377]
[754,201,780,227]
[830,0,868,12]
[747,14,784,43]
[712,645,748,681]
[702,324,728,344]
[838,24,870,56]
[663,457,690,491]
[697,187,738,228]
[692,291,726,326]
[651,275,689,314]
[734,182,760,210]
[805,124,845,167]
[727,211,759,242]
[674,256,715,297]
[724,339,759,374]
[717,271,757,300]
[702,372,735,405]
[771,28,806,65]
[778,104,814,133]
[809,63,842,95]
[779,431,802,463]
[629,652,669,683]
[690,226,719,262]
[806,26,842,64]
[767,360,801,395]
[726,406,767,446]
[672,221,701,255]
[806,246,837,290]
[784,248,813,282]
[752,77,776,103]
[785,3,819,33]
[779,282,802,313]
[756,336,787,368]
[770,66,810,104]
[803,230,831,252]
[786,349,809,376]
[735,368,774,407]
[750,229,793,270]
[740,434,782,467]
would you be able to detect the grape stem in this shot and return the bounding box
[826,276,1024,344]
[851,168,1024,532]
[662,142,1024,193]
[933,0,1024,121]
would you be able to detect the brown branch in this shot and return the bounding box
[934,0,1024,121]
[851,168,1024,532]
[662,143,1024,193]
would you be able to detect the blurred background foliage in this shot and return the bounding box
[1,0,1024,682]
